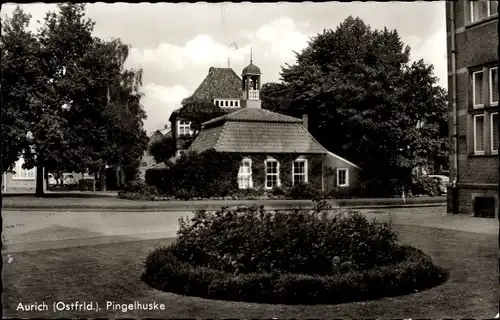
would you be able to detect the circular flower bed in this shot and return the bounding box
[142,203,449,304]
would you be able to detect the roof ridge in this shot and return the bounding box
[298,125,328,154]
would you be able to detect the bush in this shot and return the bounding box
[145,150,240,199]
[143,202,448,304]
[286,182,323,200]
[410,176,441,197]
[118,179,159,200]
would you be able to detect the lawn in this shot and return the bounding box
[2,224,498,318]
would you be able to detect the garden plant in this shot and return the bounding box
[142,200,449,305]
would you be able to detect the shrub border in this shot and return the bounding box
[142,245,449,305]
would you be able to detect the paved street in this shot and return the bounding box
[3,206,497,253]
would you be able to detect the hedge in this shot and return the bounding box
[142,244,449,305]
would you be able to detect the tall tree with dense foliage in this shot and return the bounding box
[2,4,148,195]
[1,7,39,173]
[262,16,448,195]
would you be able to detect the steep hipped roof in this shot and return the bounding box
[189,109,328,154]
[184,67,242,102]
[202,108,302,127]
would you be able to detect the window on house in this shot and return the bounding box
[471,0,498,23]
[238,158,253,189]
[215,100,219,106]
[490,67,498,105]
[491,112,499,153]
[141,162,147,167]
[292,159,308,185]
[265,158,280,189]
[235,101,239,107]
[473,71,484,108]
[12,157,35,180]
[178,121,191,136]
[474,114,485,153]
[225,101,229,107]
[337,168,349,187]
[230,101,234,107]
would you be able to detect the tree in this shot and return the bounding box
[18,3,98,196]
[259,82,290,113]
[149,135,176,164]
[1,7,41,173]
[267,16,448,194]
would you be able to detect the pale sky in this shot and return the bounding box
[2,2,447,134]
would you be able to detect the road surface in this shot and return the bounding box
[2,206,497,252]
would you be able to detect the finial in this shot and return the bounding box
[250,47,253,64]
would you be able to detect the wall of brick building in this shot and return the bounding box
[446,0,499,216]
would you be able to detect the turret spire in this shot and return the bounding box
[250,47,253,64]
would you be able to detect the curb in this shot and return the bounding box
[2,202,446,212]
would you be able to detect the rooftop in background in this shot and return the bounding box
[182,67,242,103]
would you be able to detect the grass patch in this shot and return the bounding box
[2,224,497,318]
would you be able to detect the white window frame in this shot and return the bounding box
[473,114,486,154]
[472,70,484,108]
[235,100,239,107]
[178,120,192,136]
[470,0,498,23]
[12,157,35,180]
[176,150,188,157]
[264,158,280,190]
[292,158,308,185]
[490,67,498,106]
[491,112,499,154]
[237,158,253,189]
[336,168,349,187]
[141,162,147,167]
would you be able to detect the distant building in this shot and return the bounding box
[168,67,243,156]
[138,127,171,180]
[2,156,39,193]
[188,59,361,193]
[446,0,498,218]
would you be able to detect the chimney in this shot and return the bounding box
[302,114,309,130]
[164,124,169,129]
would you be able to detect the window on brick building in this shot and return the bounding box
[474,114,485,154]
[471,0,498,23]
[265,158,280,189]
[337,168,349,187]
[473,71,484,108]
[490,67,498,105]
[237,158,253,189]
[292,158,308,185]
[491,113,499,153]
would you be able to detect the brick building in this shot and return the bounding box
[188,59,361,193]
[446,0,498,218]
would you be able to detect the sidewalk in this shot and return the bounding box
[1,193,446,211]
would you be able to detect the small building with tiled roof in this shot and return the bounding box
[188,60,361,192]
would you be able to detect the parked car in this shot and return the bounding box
[427,175,449,195]
[47,173,57,185]
[62,173,78,186]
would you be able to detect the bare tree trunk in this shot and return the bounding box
[100,165,106,191]
[35,165,44,197]
[93,172,97,192]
